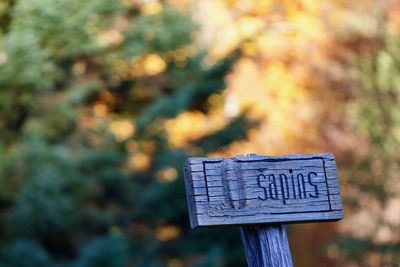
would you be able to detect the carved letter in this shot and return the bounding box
[297,173,307,199]
[257,174,268,201]
[279,174,290,205]
[308,172,319,198]
[268,174,278,200]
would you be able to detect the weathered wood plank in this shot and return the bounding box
[196,210,344,226]
[183,153,344,228]
[183,160,199,228]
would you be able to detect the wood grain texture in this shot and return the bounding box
[239,224,293,267]
[183,153,343,228]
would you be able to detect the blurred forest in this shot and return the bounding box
[0,0,400,266]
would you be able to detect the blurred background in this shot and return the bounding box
[0,0,399,266]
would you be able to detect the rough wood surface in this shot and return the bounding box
[183,153,343,228]
[240,224,293,267]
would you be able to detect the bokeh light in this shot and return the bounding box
[1,0,399,266]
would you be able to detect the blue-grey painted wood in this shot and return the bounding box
[183,154,341,267]
[240,224,293,267]
[183,153,344,228]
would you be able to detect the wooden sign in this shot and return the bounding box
[183,153,343,228]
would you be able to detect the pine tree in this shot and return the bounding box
[0,0,255,266]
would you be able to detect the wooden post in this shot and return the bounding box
[183,153,343,266]
[239,224,292,267]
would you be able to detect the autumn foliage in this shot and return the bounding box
[0,0,399,266]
